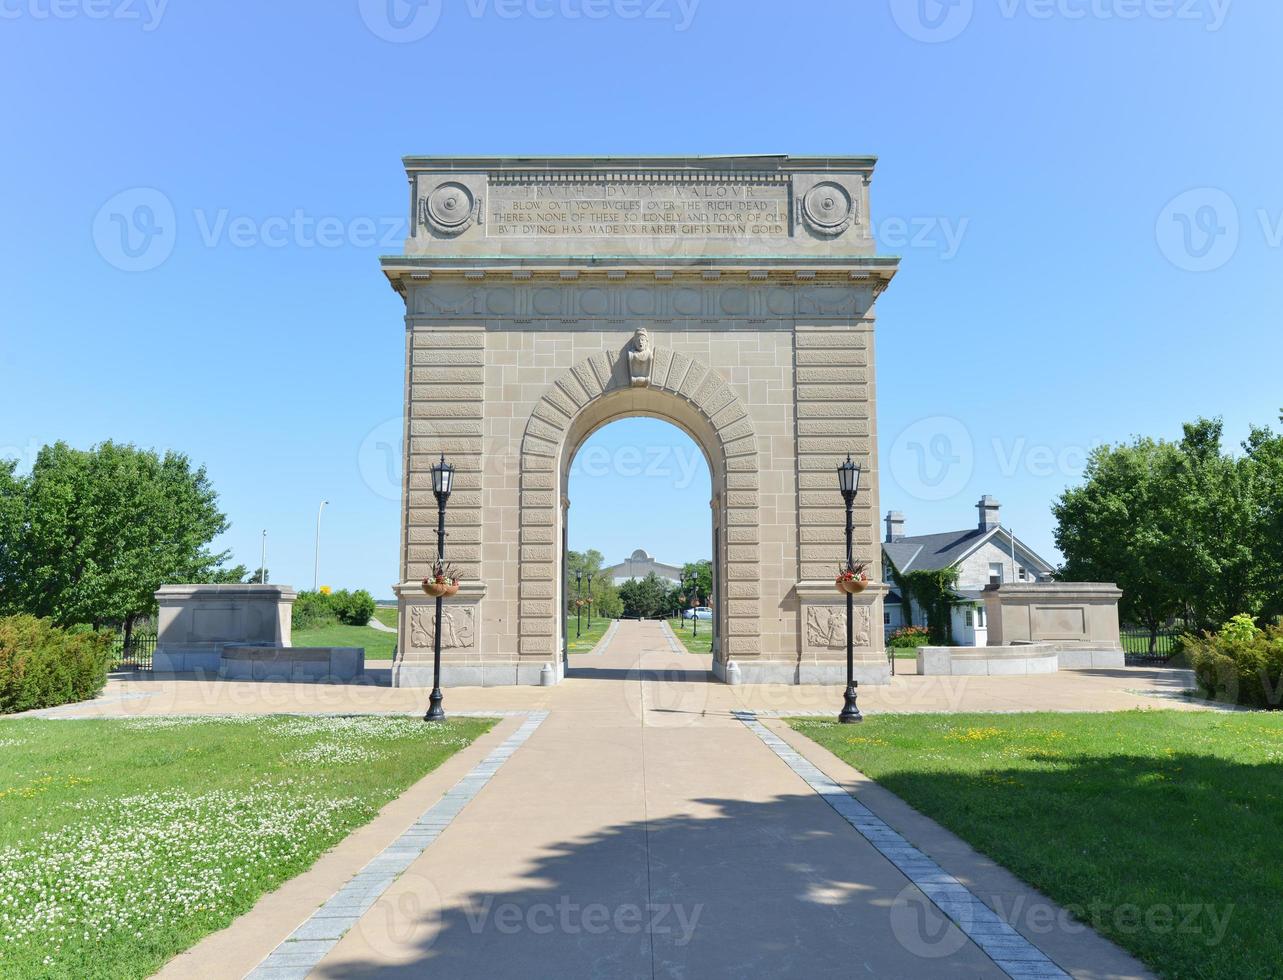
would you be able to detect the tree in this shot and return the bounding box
[619,572,667,618]
[565,548,604,614]
[0,442,238,647]
[1054,435,1185,650]
[1245,412,1283,623]
[679,560,713,607]
[245,567,270,584]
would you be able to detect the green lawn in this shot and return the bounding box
[294,622,397,660]
[567,617,611,654]
[789,711,1283,980]
[667,618,713,655]
[372,606,398,629]
[0,714,493,979]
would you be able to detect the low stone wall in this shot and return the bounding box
[984,582,1125,669]
[917,644,1058,676]
[154,584,296,672]
[219,646,365,683]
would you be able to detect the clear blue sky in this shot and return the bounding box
[2,1,1278,595]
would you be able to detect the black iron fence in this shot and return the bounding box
[110,631,156,671]
[1120,626,1183,663]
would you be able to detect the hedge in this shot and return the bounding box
[1186,618,1283,709]
[0,615,112,714]
[291,589,377,631]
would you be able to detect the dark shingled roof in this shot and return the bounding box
[882,529,991,575]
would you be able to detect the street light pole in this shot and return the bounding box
[575,569,583,639]
[312,501,328,592]
[260,530,267,584]
[425,455,454,723]
[586,571,593,629]
[838,455,863,724]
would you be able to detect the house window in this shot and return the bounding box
[978,607,987,627]
[1018,566,1027,580]
[883,611,891,625]
[965,610,974,627]
[988,562,1004,584]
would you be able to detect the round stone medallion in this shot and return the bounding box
[802,181,854,235]
[425,181,475,233]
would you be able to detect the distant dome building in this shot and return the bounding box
[602,549,683,587]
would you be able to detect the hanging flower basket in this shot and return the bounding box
[835,561,871,595]
[837,574,870,595]
[444,582,461,597]
[423,559,462,598]
[422,579,451,598]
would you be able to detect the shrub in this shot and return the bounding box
[888,625,931,649]
[331,589,376,626]
[1186,617,1283,709]
[0,615,112,714]
[292,591,337,631]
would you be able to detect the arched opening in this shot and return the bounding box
[559,389,724,673]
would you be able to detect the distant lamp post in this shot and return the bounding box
[837,454,863,724]
[260,529,267,584]
[586,571,594,629]
[575,569,583,639]
[312,500,328,592]
[692,593,700,639]
[678,594,686,630]
[425,454,454,724]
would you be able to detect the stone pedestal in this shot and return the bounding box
[984,583,1125,669]
[153,584,296,673]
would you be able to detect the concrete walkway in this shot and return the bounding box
[136,620,1158,979]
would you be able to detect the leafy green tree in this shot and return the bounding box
[1054,435,1185,649]
[680,560,713,605]
[565,548,604,614]
[245,567,270,584]
[619,572,668,618]
[1245,412,1283,623]
[0,442,237,646]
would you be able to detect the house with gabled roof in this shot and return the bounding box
[882,496,1057,646]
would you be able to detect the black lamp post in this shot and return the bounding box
[692,592,700,639]
[425,453,454,723]
[575,569,583,639]
[586,571,593,629]
[678,593,686,630]
[838,454,863,724]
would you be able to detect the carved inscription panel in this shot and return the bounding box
[487,181,790,238]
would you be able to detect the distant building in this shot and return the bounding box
[602,549,683,587]
[882,496,1056,646]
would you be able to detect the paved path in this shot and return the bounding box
[138,621,1157,979]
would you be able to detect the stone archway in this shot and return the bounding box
[519,344,759,676]
[383,155,899,687]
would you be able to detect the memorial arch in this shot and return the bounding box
[382,156,899,687]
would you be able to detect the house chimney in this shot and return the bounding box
[977,495,1001,532]
[885,511,905,543]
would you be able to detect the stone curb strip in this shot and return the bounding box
[734,711,1071,980]
[246,710,550,979]
[659,619,684,655]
